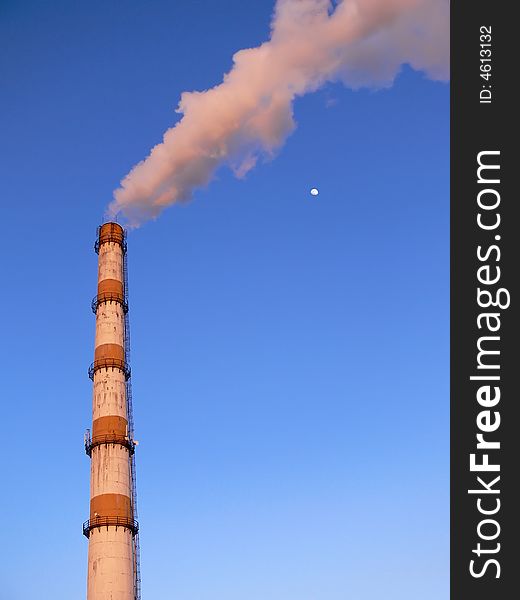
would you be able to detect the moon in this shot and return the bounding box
[310,188,319,196]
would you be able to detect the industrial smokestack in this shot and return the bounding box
[83,223,141,600]
[109,0,449,226]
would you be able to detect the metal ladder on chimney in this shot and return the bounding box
[123,242,142,600]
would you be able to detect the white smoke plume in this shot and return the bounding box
[109,0,449,226]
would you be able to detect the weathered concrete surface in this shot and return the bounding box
[90,444,131,499]
[93,370,127,421]
[87,528,134,600]
[98,242,123,284]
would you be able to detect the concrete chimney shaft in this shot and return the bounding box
[84,223,137,600]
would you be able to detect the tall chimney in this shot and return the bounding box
[83,223,141,600]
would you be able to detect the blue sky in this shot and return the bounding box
[0,1,448,598]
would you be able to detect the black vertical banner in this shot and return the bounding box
[451,2,517,599]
